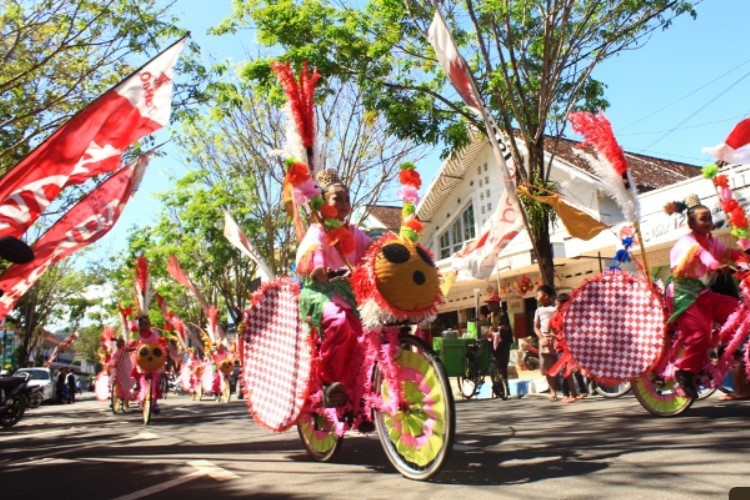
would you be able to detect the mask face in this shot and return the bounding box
[374,238,441,312]
[219,359,234,375]
[136,342,166,373]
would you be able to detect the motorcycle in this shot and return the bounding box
[0,373,43,428]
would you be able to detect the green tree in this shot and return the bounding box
[11,257,104,367]
[220,0,696,285]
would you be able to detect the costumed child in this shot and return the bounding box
[296,168,372,407]
[534,284,559,402]
[212,342,231,395]
[108,336,135,402]
[129,314,167,412]
[665,194,746,398]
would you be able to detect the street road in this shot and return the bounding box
[1,390,749,499]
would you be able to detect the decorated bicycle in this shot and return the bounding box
[559,113,750,417]
[239,63,454,480]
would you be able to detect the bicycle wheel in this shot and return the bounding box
[457,356,479,399]
[143,377,153,426]
[0,394,26,427]
[488,360,508,400]
[594,381,632,398]
[27,391,43,409]
[373,335,455,481]
[632,374,693,417]
[297,411,343,462]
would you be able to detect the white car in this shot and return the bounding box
[14,367,56,403]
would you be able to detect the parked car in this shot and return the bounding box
[14,367,55,403]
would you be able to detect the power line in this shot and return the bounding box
[617,113,750,137]
[639,68,750,153]
[617,56,750,133]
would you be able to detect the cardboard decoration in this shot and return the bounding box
[241,278,313,432]
[562,271,666,384]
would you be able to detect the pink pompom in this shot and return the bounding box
[719,185,733,203]
[292,179,321,204]
[397,185,420,204]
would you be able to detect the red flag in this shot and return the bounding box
[0,37,186,239]
[43,331,79,368]
[0,157,148,319]
[702,118,750,165]
[166,254,211,313]
[428,11,523,279]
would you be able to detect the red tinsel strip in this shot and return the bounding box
[135,255,149,298]
[271,61,320,151]
[569,111,628,176]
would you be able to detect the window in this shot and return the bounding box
[439,203,476,259]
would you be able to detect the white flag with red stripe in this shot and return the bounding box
[222,210,274,282]
[428,11,524,279]
[0,157,149,320]
[0,37,186,239]
[702,118,750,165]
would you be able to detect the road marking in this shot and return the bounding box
[453,444,481,451]
[111,460,238,500]
[134,431,159,440]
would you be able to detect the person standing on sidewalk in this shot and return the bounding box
[534,285,559,401]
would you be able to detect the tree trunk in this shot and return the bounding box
[532,218,556,289]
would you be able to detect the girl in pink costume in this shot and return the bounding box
[667,199,745,397]
[296,169,372,407]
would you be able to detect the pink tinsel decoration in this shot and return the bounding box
[569,111,628,176]
[271,61,320,151]
[292,179,321,205]
[397,185,420,204]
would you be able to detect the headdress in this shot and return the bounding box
[316,168,345,191]
[663,194,702,215]
[133,255,152,316]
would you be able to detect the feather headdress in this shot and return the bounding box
[133,255,152,315]
[272,61,320,172]
[568,111,640,223]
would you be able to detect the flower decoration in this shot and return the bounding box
[398,162,423,243]
[609,237,633,271]
[513,275,534,295]
[702,163,750,249]
[325,226,355,255]
[498,281,513,295]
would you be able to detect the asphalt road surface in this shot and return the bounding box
[2,390,749,499]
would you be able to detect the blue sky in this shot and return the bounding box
[84,0,750,261]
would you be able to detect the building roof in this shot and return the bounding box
[417,132,701,222]
[546,136,699,192]
[366,205,402,232]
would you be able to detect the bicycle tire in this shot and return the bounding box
[0,394,26,427]
[297,411,343,462]
[488,360,508,400]
[632,375,693,417]
[594,381,632,398]
[143,377,153,426]
[457,356,479,399]
[27,391,43,409]
[524,354,539,371]
[373,335,455,481]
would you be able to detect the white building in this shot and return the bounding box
[416,134,741,337]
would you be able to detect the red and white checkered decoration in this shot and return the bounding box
[563,271,666,382]
[241,278,312,432]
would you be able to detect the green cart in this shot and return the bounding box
[433,336,505,399]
